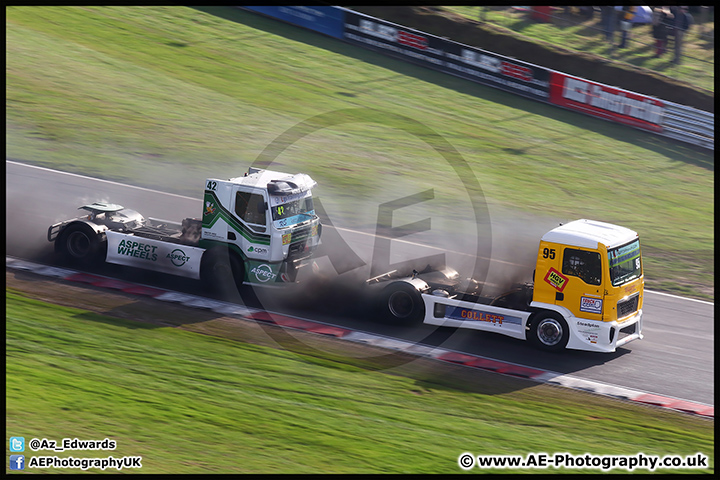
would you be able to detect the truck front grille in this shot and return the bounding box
[288,240,308,257]
[617,293,639,319]
[291,225,312,241]
[285,223,320,263]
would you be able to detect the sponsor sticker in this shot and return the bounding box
[250,264,277,283]
[580,296,603,314]
[577,320,601,344]
[544,267,568,292]
[446,307,522,326]
[576,320,600,329]
[203,230,223,239]
[458,308,504,325]
[282,233,292,245]
[269,191,309,207]
[116,239,158,262]
[166,248,190,267]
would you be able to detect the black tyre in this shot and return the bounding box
[56,223,105,265]
[200,248,245,296]
[528,311,569,352]
[379,282,425,324]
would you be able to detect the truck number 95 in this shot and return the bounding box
[543,248,556,259]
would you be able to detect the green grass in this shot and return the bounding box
[444,6,715,93]
[5,6,713,299]
[6,290,714,473]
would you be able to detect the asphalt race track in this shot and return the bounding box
[5,160,714,407]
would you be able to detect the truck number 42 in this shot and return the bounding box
[206,181,217,191]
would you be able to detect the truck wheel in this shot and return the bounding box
[201,248,245,295]
[57,223,105,265]
[529,312,569,352]
[380,282,424,324]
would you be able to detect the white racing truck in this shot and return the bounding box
[48,167,322,289]
[371,219,644,353]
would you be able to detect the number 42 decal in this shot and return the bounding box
[206,181,217,191]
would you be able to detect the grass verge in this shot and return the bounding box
[6,289,714,473]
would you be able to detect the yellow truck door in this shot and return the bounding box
[535,241,604,321]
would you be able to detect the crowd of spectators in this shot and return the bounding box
[599,6,694,64]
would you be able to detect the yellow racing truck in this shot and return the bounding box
[377,219,644,353]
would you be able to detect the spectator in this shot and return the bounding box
[652,7,673,58]
[601,6,616,44]
[579,6,594,20]
[617,6,636,49]
[564,6,594,19]
[631,6,653,25]
[671,6,693,64]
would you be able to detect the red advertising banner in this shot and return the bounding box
[549,72,665,133]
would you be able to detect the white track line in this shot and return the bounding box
[644,289,713,305]
[7,159,200,202]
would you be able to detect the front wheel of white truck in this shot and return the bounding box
[200,248,245,297]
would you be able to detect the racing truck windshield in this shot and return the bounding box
[608,239,642,286]
[270,194,315,227]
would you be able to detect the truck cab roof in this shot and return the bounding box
[542,219,638,250]
[227,168,317,195]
